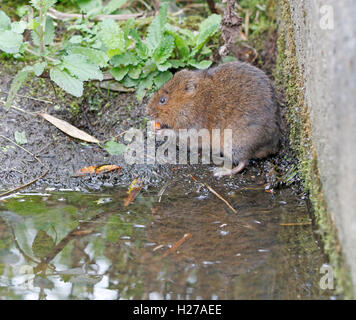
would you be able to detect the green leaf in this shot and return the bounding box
[33,61,47,76]
[30,0,57,12]
[168,59,186,69]
[77,0,102,13]
[152,34,174,65]
[16,6,30,18]
[110,66,129,81]
[192,14,221,55]
[68,46,109,68]
[62,54,103,81]
[31,16,55,46]
[44,17,55,45]
[104,140,127,155]
[154,71,173,89]
[136,74,154,102]
[99,19,125,57]
[141,60,157,77]
[103,0,127,14]
[110,51,140,67]
[50,67,84,97]
[69,35,83,44]
[128,65,142,80]
[129,29,148,60]
[0,30,23,54]
[146,2,168,54]
[14,131,27,145]
[157,61,172,72]
[172,33,190,59]
[165,24,195,44]
[0,11,11,31]
[188,59,212,69]
[4,67,31,111]
[29,19,40,31]
[124,18,134,41]
[11,21,27,34]
[121,75,139,88]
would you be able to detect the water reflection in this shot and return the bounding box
[0,179,339,300]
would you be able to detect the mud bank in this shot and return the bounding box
[0,60,291,195]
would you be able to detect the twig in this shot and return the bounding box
[47,8,146,21]
[244,9,251,39]
[0,90,53,105]
[0,135,44,165]
[162,233,192,257]
[0,169,49,198]
[0,101,38,116]
[157,179,175,202]
[190,174,238,214]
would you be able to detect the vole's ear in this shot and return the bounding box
[185,79,197,94]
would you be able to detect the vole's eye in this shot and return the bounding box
[159,97,167,105]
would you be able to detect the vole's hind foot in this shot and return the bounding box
[213,160,248,178]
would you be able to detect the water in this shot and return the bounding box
[0,175,338,300]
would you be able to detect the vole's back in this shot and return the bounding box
[194,61,280,162]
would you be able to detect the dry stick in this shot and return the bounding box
[0,98,39,116]
[244,9,251,39]
[0,90,53,105]
[47,8,146,21]
[0,135,49,198]
[162,233,192,257]
[0,170,49,198]
[190,174,238,214]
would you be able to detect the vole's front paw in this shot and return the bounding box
[213,167,233,178]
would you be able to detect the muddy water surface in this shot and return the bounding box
[0,170,338,300]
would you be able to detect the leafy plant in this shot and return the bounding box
[0,1,221,109]
[101,4,221,101]
[0,0,105,110]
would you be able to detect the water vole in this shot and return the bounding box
[146,61,281,176]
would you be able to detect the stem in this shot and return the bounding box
[39,4,45,55]
[25,47,58,64]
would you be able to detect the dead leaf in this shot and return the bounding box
[96,164,122,174]
[123,178,143,206]
[74,165,98,176]
[74,164,122,176]
[40,113,100,144]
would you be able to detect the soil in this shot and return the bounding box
[0,30,299,195]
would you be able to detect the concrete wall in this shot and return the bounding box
[283,0,356,295]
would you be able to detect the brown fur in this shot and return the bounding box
[146,61,281,173]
